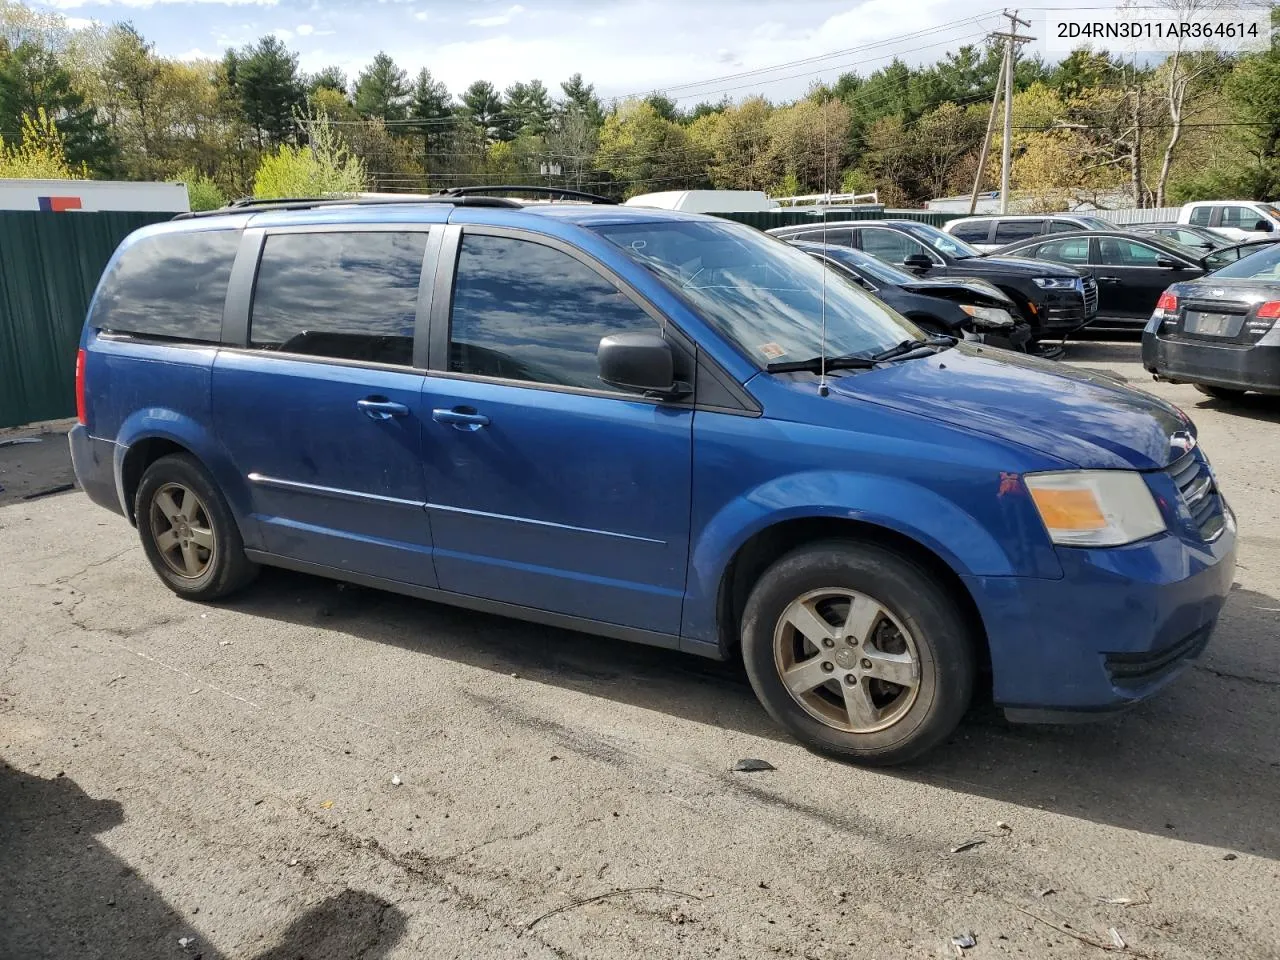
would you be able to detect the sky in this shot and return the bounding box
[30,0,1025,105]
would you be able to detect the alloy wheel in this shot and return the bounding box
[772,587,921,733]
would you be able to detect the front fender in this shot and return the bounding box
[679,469,1061,652]
[114,408,258,547]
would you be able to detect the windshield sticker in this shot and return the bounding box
[758,342,787,360]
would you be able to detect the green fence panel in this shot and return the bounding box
[714,209,959,230]
[0,211,170,429]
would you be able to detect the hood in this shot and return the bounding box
[899,277,1016,308]
[964,255,1086,278]
[829,343,1191,470]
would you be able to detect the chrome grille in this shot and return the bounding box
[1168,449,1225,541]
[1081,277,1098,315]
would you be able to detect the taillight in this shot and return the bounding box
[75,348,87,426]
[1156,292,1178,313]
[1256,300,1280,319]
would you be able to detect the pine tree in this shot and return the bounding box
[354,52,409,122]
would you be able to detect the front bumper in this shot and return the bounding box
[68,424,124,517]
[963,513,1237,718]
[1034,287,1095,338]
[1143,329,1280,394]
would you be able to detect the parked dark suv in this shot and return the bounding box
[70,190,1235,765]
[767,220,1097,346]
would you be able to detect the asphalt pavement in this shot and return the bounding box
[2,344,1278,960]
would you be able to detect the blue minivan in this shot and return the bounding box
[69,191,1237,764]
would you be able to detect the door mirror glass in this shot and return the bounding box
[597,333,686,397]
[903,253,933,272]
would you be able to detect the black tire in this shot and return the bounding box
[1195,384,1247,402]
[134,453,257,601]
[740,540,975,765]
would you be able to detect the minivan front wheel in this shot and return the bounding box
[135,454,257,600]
[741,541,975,765]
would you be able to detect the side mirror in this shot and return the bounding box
[903,253,933,272]
[1155,257,1185,269]
[597,333,690,399]
[1254,219,1274,233]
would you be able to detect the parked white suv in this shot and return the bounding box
[1178,200,1280,241]
[942,214,1113,252]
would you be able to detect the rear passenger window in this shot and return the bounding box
[449,234,661,391]
[250,231,427,366]
[1048,220,1079,233]
[1188,206,1212,226]
[994,220,1044,244]
[91,229,239,343]
[1034,238,1090,264]
[949,220,991,243]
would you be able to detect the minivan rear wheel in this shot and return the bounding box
[135,454,257,601]
[740,540,975,765]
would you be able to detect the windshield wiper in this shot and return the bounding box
[869,339,929,361]
[766,355,877,373]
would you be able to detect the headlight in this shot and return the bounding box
[1032,277,1078,289]
[1024,470,1166,546]
[959,304,1016,327]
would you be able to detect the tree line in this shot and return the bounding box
[1,1,1278,209]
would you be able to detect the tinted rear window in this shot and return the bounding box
[949,220,991,242]
[994,220,1044,243]
[249,231,427,366]
[90,229,240,342]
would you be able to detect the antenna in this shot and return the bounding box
[817,105,831,398]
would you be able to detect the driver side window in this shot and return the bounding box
[449,234,663,392]
[860,228,929,265]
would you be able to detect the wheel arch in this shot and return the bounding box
[714,515,992,683]
[113,411,256,545]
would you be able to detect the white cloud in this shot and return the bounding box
[468,4,525,28]
[295,23,314,35]
[414,10,429,21]
[174,47,214,60]
[272,27,293,41]
[62,16,97,29]
[45,0,275,7]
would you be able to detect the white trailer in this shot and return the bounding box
[0,179,190,213]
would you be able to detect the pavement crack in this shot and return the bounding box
[1193,664,1280,687]
[46,546,140,587]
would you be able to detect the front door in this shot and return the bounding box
[212,227,437,586]
[1092,237,1201,322]
[421,229,694,636]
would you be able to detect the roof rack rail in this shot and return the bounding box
[172,193,522,220]
[436,185,617,205]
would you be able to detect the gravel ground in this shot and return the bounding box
[2,344,1278,960]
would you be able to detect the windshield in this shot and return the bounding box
[590,219,922,366]
[818,246,916,286]
[901,222,980,258]
[1209,242,1280,280]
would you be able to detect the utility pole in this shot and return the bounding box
[969,46,1006,215]
[991,9,1033,214]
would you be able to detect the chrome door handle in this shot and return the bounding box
[1097,276,1122,284]
[432,408,490,431]
[357,398,409,420]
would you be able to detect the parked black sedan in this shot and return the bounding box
[766,220,1097,346]
[1143,242,1280,400]
[787,241,1032,350]
[989,229,1211,334]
